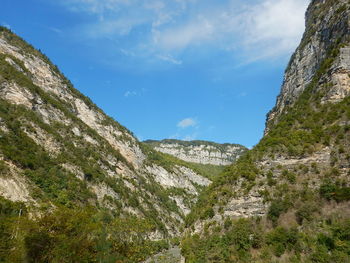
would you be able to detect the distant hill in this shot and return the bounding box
[144,139,247,166]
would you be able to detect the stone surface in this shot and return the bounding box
[265,0,350,134]
[145,139,247,165]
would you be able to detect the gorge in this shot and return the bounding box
[0,0,350,262]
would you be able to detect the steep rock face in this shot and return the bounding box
[144,139,247,166]
[0,27,210,237]
[265,0,350,134]
[187,0,350,235]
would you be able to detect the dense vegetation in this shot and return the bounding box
[0,197,171,263]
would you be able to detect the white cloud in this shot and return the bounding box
[237,0,310,60]
[57,0,310,63]
[124,88,146,97]
[120,48,135,57]
[177,118,197,128]
[157,54,182,65]
[153,17,214,50]
[48,27,63,34]
[60,0,130,16]
[124,90,137,97]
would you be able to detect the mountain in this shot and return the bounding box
[1,0,349,262]
[0,26,213,262]
[143,139,247,166]
[182,0,350,262]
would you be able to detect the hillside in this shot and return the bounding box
[182,0,350,262]
[143,139,247,166]
[0,26,212,262]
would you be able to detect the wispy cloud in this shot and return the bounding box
[124,87,146,98]
[177,118,197,128]
[56,0,309,65]
[124,91,137,97]
[157,54,182,65]
[120,48,136,57]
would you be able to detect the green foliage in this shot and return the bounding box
[220,153,260,182]
[141,143,222,180]
[320,181,350,202]
[201,207,215,220]
[267,199,291,225]
[182,219,260,263]
[0,204,166,263]
[266,227,299,257]
[282,169,296,184]
[295,201,319,225]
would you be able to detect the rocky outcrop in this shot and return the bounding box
[265,0,350,134]
[144,139,247,166]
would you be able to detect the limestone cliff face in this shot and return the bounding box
[265,0,350,134]
[144,139,247,166]
[0,27,210,237]
[232,0,350,220]
[187,0,350,235]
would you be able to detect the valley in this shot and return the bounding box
[0,0,350,262]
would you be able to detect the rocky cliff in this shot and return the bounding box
[144,139,247,166]
[183,1,350,262]
[265,0,350,134]
[0,26,211,241]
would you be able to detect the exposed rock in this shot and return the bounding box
[89,182,120,203]
[61,163,85,180]
[0,160,33,203]
[145,139,247,165]
[223,193,268,218]
[143,247,184,263]
[146,164,210,195]
[265,0,350,134]
[0,28,215,236]
[23,124,61,155]
[0,82,33,108]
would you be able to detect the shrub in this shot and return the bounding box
[268,199,291,224]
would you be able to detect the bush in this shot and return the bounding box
[295,202,319,225]
[320,181,350,202]
[268,199,291,224]
[266,227,299,257]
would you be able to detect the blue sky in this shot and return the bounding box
[1,0,309,148]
